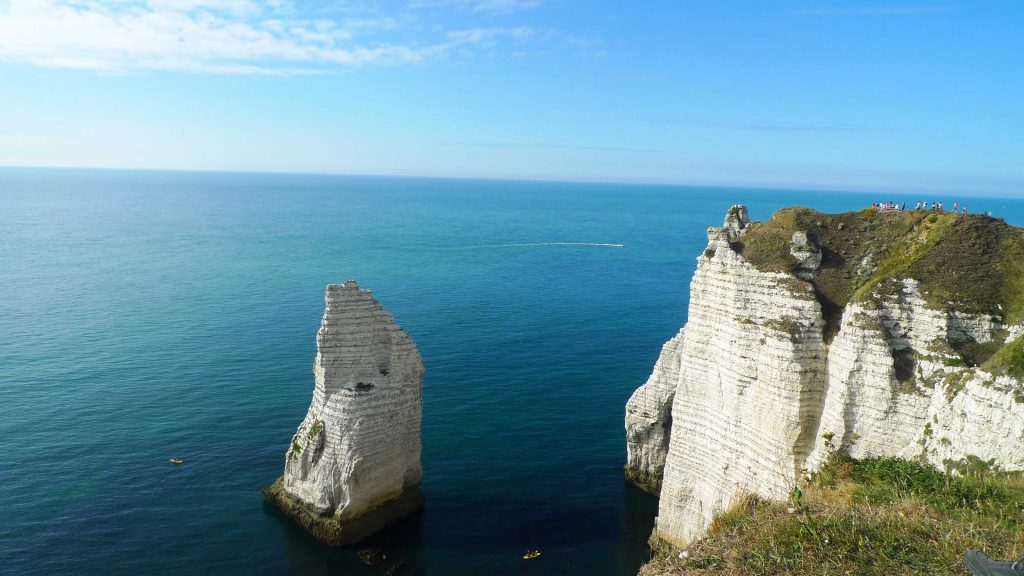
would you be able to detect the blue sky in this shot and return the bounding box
[0,1,1021,194]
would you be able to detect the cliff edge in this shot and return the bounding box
[626,206,1024,548]
[264,281,425,546]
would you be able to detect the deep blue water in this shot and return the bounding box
[2,168,1022,575]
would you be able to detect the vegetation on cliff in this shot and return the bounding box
[984,334,1024,379]
[641,455,1024,576]
[730,207,1024,365]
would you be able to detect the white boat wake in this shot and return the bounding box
[459,242,625,249]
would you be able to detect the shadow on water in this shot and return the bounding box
[265,499,425,576]
[266,480,658,576]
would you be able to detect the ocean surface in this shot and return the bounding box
[2,168,1022,576]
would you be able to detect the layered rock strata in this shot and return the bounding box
[627,206,1024,549]
[264,281,424,546]
[625,328,684,494]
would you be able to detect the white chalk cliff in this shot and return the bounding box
[626,206,1024,548]
[625,328,684,493]
[264,281,424,546]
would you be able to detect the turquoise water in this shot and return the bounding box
[2,168,1022,575]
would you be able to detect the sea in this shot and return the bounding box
[2,168,1022,576]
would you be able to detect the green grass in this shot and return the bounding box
[983,335,1024,379]
[942,370,972,402]
[640,456,1024,576]
[731,208,1024,354]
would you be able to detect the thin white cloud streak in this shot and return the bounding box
[408,0,542,15]
[792,5,954,17]
[446,26,532,46]
[0,134,75,146]
[0,0,531,73]
[644,117,864,132]
[443,141,678,154]
[700,120,860,132]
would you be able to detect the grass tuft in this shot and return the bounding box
[983,335,1024,379]
[640,456,1024,576]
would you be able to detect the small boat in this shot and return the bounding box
[523,550,541,560]
[169,458,184,465]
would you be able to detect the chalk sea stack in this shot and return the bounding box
[626,206,1024,548]
[263,281,424,547]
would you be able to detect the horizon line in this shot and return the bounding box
[0,163,1019,200]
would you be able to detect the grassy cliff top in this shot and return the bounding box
[641,456,1024,576]
[730,207,1024,346]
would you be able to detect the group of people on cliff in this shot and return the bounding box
[872,201,906,211]
[871,200,971,214]
[913,200,969,213]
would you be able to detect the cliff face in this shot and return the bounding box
[625,328,683,494]
[627,206,1024,549]
[264,281,424,546]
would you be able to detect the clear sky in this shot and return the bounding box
[0,1,1021,194]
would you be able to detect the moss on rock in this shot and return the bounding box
[262,477,424,547]
[626,465,663,495]
[984,334,1024,379]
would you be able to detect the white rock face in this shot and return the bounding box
[650,212,828,546]
[1005,323,1024,342]
[789,231,822,279]
[625,328,684,493]
[632,206,1024,549]
[808,285,1024,472]
[264,281,424,546]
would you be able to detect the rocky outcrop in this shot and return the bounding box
[807,287,1024,472]
[629,206,1024,549]
[789,231,822,279]
[264,281,424,546]
[625,328,684,494]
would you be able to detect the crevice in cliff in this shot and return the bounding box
[811,283,844,344]
[949,337,1003,368]
[661,411,673,450]
[891,348,916,383]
